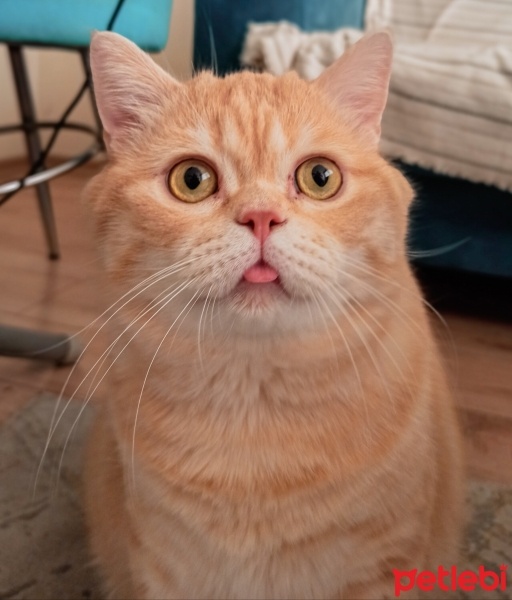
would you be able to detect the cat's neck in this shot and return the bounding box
[112,296,424,411]
[107,310,431,506]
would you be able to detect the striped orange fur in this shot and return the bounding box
[83,31,464,599]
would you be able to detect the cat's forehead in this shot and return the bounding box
[173,71,330,181]
[187,71,312,137]
[189,70,307,110]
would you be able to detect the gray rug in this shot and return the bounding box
[0,395,510,600]
[0,395,99,600]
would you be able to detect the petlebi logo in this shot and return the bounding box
[393,565,508,597]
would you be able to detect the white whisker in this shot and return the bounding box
[46,276,198,494]
[341,257,457,374]
[328,282,414,410]
[33,259,201,493]
[208,294,217,338]
[34,259,201,496]
[78,276,194,410]
[129,284,202,495]
[305,284,338,377]
[313,291,365,402]
[197,286,213,371]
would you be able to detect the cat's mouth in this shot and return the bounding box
[242,260,279,284]
[227,259,288,311]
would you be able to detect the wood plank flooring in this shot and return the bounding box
[1,159,511,483]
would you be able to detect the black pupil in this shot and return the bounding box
[184,166,203,190]
[312,164,330,187]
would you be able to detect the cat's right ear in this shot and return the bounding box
[89,31,181,153]
[313,32,393,148]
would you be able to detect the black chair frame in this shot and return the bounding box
[0,42,103,363]
[0,42,103,258]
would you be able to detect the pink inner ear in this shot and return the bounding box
[314,32,393,146]
[89,31,181,149]
[91,56,154,141]
[102,105,143,137]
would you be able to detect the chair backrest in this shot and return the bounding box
[0,0,174,51]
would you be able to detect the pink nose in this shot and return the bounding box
[237,210,285,244]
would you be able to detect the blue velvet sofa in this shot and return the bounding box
[194,0,512,316]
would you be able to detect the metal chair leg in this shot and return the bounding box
[8,44,60,260]
[0,324,83,365]
[79,48,104,142]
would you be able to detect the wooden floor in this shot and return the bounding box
[1,159,511,484]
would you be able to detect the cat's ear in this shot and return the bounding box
[313,32,393,147]
[89,31,181,152]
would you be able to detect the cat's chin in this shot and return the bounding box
[227,279,289,317]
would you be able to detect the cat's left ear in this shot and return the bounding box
[90,31,182,153]
[313,32,393,147]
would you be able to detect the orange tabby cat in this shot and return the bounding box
[83,30,464,600]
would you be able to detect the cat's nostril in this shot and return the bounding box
[245,218,280,231]
[237,210,285,244]
[244,218,256,232]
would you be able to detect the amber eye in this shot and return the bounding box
[168,159,217,203]
[295,158,343,200]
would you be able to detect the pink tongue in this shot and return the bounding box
[243,262,279,283]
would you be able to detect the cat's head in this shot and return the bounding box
[85,31,412,338]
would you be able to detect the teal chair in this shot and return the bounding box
[0,0,173,258]
[0,0,173,363]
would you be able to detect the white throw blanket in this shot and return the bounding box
[241,0,512,192]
